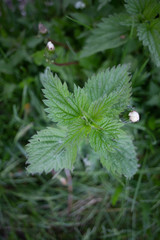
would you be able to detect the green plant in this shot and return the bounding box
[1,0,160,239]
[26,65,138,178]
[80,0,160,67]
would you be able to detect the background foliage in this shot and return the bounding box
[0,0,160,239]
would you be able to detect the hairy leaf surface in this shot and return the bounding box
[80,14,130,58]
[26,128,77,174]
[84,65,131,114]
[100,134,138,178]
[125,0,160,20]
[137,20,160,67]
[89,118,124,153]
[41,68,81,124]
[74,85,90,112]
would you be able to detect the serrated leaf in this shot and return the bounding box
[84,65,131,113]
[26,127,77,174]
[65,118,90,143]
[125,0,151,15]
[100,134,138,178]
[88,93,120,121]
[89,118,124,153]
[74,85,90,112]
[41,68,81,124]
[80,14,130,58]
[125,0,160,20]
[137,20,160,67]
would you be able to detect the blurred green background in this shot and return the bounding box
[0,0,160,239]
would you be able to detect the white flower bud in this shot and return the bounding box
[59,177,67,186]
[47,41,55,51]
[75,1,86,9]
[129,111,140,122]
[38,23,48,34]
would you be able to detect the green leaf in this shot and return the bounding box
[65,118,90,143]
[84,65,131,114]
[100,134,138,178]
[111,185,123,206]
[41,68,81,124]
[26,127,77,174]
[137,20,160,67]
[80,14,130,58]
[74,85,90,112]
[88,93,121,121]
[125,0,160,20]
[89,118,124,153]
[32,49,45,66]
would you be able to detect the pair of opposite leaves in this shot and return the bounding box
[26,65,138,179]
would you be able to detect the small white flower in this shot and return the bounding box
[129,111,140,122]
[47,41,55,51]
[75,1,86,9]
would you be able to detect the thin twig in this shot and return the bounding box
[48,39,69,49]
[53,61,79,66]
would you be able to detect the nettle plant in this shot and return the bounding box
[81,0,160,67]
[26,65,139,178]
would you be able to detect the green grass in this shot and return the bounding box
[0,0,160,239]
